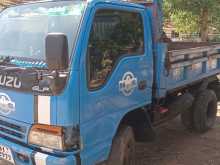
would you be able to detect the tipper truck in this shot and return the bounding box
[0,0,220,164]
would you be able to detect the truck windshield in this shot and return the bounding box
[0,1,85,62]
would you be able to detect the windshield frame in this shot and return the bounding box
[0,0,89,95]
[0,0,87,67]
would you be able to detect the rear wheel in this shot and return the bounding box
[106,126,136,165]
[193,90,217,133]
[208,81,220,101]
[181,108,193,130]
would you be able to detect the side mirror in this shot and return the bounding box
[46,33,69,70]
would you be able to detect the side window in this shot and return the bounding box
[87,9,144,89]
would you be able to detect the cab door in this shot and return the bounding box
[79,3,153,164]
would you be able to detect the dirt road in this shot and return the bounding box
[136,113,220,165]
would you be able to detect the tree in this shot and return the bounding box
[171,11,199,34]
[164,0,220,41]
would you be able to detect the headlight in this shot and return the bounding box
[28,124,80,151]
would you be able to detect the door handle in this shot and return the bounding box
[138,80,147,90]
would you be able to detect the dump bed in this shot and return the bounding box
[156,42,220,97]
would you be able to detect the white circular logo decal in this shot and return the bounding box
[119,72,138,96]
[0,93,15,115]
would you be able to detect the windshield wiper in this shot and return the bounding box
[0,56,23,70]
[0,56,13,65]
[0,57,26,71]
[1,66,26,71]
[0,56,64,81]
[0,56,36,72]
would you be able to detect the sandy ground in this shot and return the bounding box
[135,110,220,165]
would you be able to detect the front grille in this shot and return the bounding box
[0,119,27,141]
[0,120,26,132]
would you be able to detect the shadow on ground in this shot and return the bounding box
[135,112,220,165]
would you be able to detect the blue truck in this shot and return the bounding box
[0,0,220,164]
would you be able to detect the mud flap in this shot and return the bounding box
[134,109,157,142]
[144,111,157,141]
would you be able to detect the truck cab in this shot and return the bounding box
[0,0,219,165]
[0,1,155,164]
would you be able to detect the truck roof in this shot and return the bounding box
[3,0,152,9]
[87,0,150,7]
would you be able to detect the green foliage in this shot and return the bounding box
[165,0,219,14]
[171,11,199,34]
[164,0,220,38]
[211,6,220,32]
[162,0,172,22]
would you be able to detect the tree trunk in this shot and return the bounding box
[200,7,209,42]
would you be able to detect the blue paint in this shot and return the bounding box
[0,0,219,165]
[0,136,76,165]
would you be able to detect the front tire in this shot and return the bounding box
[106,126,136,165]
[193,90,217,133]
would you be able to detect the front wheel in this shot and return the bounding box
[106,126,136,165]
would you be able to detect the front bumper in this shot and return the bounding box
[0,137,77,165]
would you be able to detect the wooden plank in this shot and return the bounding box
[169,44,220,57]
[168,44,220,66]
[210,53,220,59]
[170,57,208,69]
[169,52,205,63]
